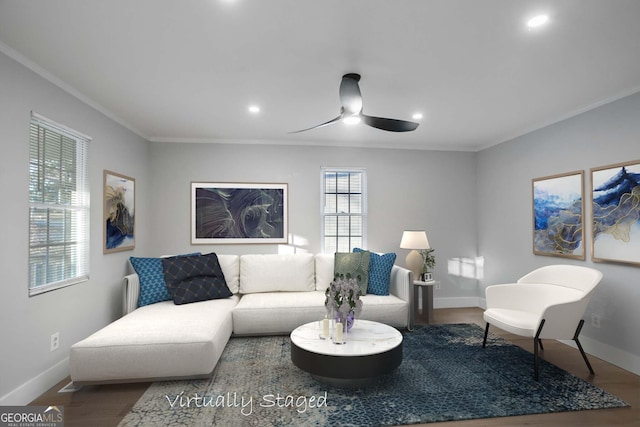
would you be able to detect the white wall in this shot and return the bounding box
[0,51,150,404]
[147,142,479,306]
[477,91,640,374]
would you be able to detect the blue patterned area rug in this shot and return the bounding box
[119,324,628,426]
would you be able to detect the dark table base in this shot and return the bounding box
[291,341,403,387]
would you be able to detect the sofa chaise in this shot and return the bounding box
[69,253,412,385]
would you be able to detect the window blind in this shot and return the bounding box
[28,112,91,296]
[321,168,367,253]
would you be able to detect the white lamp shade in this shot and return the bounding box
[400,230,430,250]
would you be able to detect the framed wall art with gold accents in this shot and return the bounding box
[532,171,585,260]
[104,170,135,253]
[591,160,640,266]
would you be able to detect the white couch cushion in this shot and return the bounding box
[218,254,240,293]
[358,294,409,328]
[315,253,335,291]
[70,295,239,383]
[233,291,327,335]
[240,254,315,293]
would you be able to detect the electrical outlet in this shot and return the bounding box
[591,314,601,329]
[50,332,60,352]
[435,281,441,290]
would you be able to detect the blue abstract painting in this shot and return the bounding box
[533,171,584,259]
[591,161,640,265]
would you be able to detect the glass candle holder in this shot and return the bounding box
[333,321,346,345]
[319,316,330,340]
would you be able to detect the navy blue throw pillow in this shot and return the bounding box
[162,252,232,305]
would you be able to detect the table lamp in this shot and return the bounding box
[400,230,430,281]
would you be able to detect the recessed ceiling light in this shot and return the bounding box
[248,105,260,114]
[412,113,423,120]
[527,14,549,29]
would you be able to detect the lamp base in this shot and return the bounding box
[405,250,423,281]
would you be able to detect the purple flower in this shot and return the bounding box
[324,276,363,318]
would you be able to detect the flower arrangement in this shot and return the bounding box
[324,274,363,319]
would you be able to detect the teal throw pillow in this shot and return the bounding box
[354,248,396,295]
[334,251,370,295]
[129,253,200,307]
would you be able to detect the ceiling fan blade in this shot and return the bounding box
[361,115,419,132]
[339,73,363,115]
[289,115,343,134]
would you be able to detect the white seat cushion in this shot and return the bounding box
[233,291,327,335]
[232,292,409,334]
[70,295,239,383]
[483,308,540,337]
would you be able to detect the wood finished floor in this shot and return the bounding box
[31,307,639,427]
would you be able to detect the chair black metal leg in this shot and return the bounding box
[533,319,546,381]
[533,338,539,381]
[538,338,544,351]
[574,319,595,375]
[483,323,490,348]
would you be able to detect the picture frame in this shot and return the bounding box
[532,171,585,259]
[103,170,135,253]
[191,182,288,244]
[591,160,640,266]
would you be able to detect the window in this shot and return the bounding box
[28,112,90,296]
[321,168,367,253]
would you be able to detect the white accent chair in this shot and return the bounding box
[482,265,603,381]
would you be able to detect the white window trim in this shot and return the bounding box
[28,112,91,296]
[320,167,367,253]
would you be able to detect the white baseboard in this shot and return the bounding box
[558,336,640,376]
[0,357,69,406]
[434,296,482,309]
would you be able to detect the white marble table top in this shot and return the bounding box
[290,319,403,357]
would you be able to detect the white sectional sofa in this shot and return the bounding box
[69,253,412,385]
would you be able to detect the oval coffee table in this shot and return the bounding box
[290,319,403,386]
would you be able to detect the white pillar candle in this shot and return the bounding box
[322,318,330,338]
[335,322,343,342]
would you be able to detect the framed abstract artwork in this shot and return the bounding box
[532,171,585,259]
[191,182,288,244]
[591,160,640,266]
[104,170,135,253]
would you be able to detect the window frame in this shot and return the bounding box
[28,112,91,296]
[320,167,367,253]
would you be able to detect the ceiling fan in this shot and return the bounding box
[291,73,419,133]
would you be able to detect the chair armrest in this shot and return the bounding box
[390,265,412,329]
[539,298,591,339]
[122,273,140,316]
[389,265,411,302]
